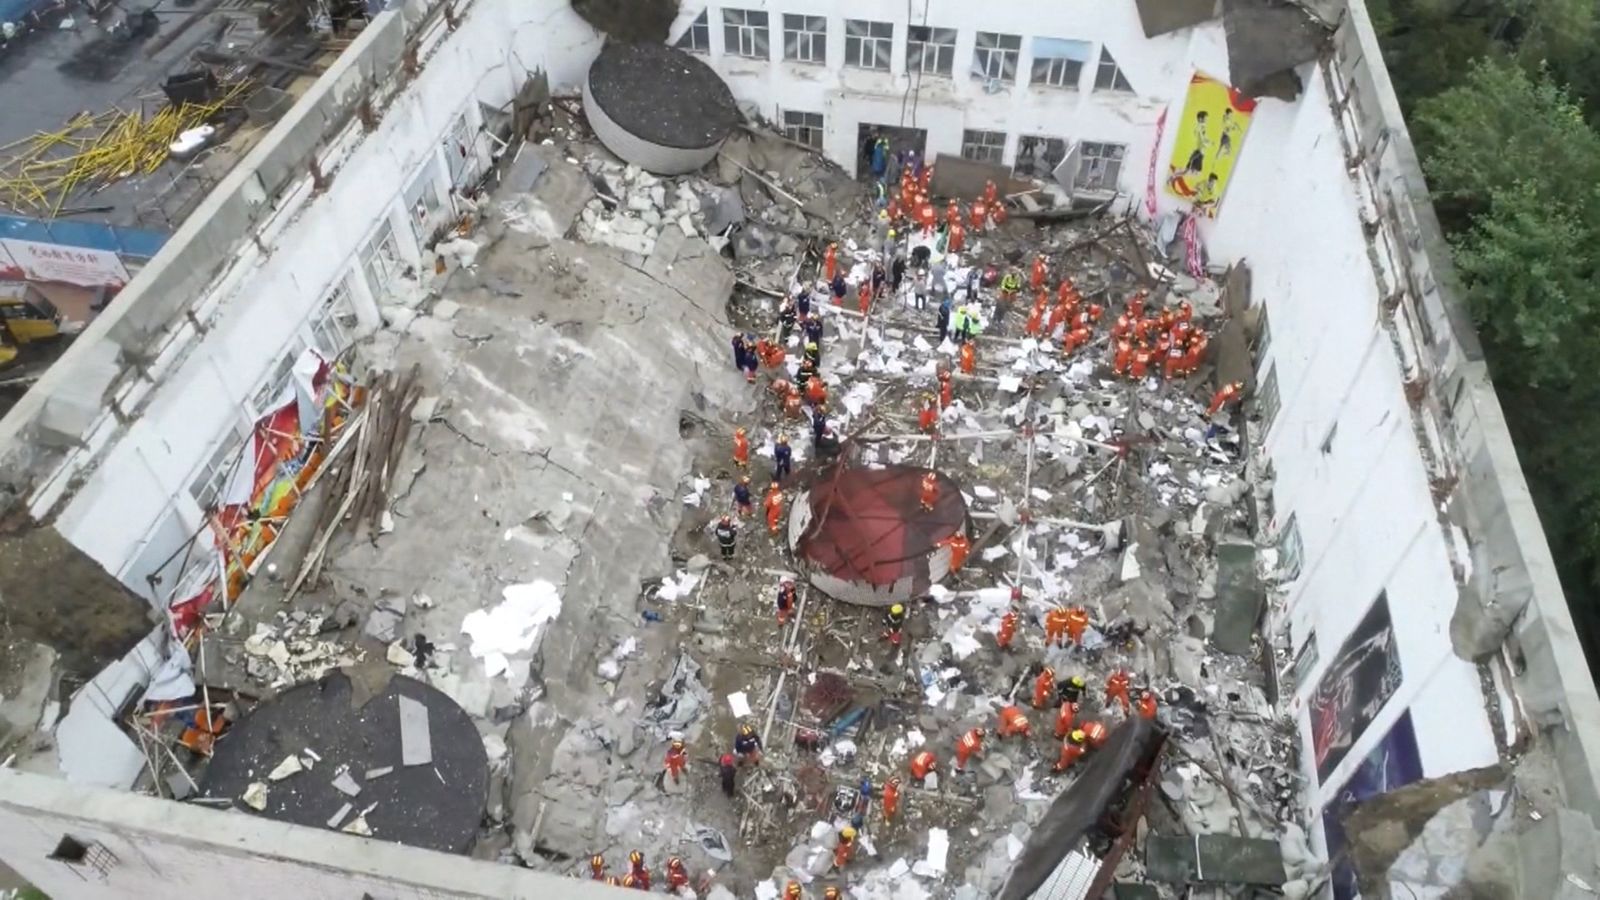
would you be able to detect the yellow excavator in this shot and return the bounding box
[0,282,61,367]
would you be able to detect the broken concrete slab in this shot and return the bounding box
[1210,540,1263,655]
[398,694,433,766]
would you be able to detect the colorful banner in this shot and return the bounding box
[1309,594,1404,783]
[1165,72,1256,217]
[1321,712,1424,899]
[0,237,130,288]
[1145,106,1168,220]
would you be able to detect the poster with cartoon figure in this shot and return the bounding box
[1166,72,1257,216]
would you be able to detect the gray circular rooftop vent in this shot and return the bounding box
[583,41,739,175]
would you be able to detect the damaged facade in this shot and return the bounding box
[0,0,1596,899]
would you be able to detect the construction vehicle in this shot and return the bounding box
[0,282,62,367]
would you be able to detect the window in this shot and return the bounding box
[1030,38,1091,90]
[1015,136,1067,180]
[1094,47,1133,91]
[50,836,118,878]
[1259,364,1282,429]
[361,220,405,299]
[783,111,825,150]
[675,10,710,53]
[783,14,826,64]
[1288,630,1319,688]
[310,281,360,356]
[1073,141,1126,193]
[907,25,956,76]
[1253,307,1273,368]
[845,19,893,71]
[404,164,446,245]
[1277,513,1304,580]
[723,8,770,59]
[443,110,481,188]
[961,130,1007,164]
[189,423,248,512]
[972,32,1021,84]
[251,345,302,416]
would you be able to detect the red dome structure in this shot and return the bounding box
[788,464,969,607]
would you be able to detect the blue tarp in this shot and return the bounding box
[0,215,169,259]
[0,0,58,24]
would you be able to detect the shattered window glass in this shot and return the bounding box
[1277,512,1303,580]
[1015,135,1067,179]
[723,9,770,59]
[1095,47,1133,92]
[907,25,956,76]
[783,14,826,64]
[1073,141,1127,192]
[783,110,825,150]
[1259,364,1282,430]
[972,31,1021,84]
[845,19,893,71]
[311,280,359,357]
[676,10,710,53]
[961,129,1007,164]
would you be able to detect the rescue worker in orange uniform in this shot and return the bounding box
[917,198,937,231]
[945,199,961,227]
[621,875,639,889]
[1044,606,1072,647]
[1030,255,1048,292]
[1062,322,1090,355]
[858,280,873,315]
[1045,300,1070,337]
[920,163,935,193]
[824,889,843,900]
[937,369,954,408]
[996,704,1032,738]
[995,609,1019,650]
[920,472,940,511]
[1138,689,1159,721]
[919,393,939,433]
[1054,701,1079,740]
[628,851,651,890]
[776,579,797,625]
[1082,719,1109,748]
[969,200,987,230]
[1208,380,1245,416]
[948,220,966,254]
[834,826,857,869]
[806,375,828,408]
[1111,312,1133,340]
[1128,290,1147,319]
[958,341,976,375]
[1031,666,1056,709]
[1064,606,1090,646]
[1054,730,1087,773]
[1130,342,1153,379]
[1164,343,1186,380]
[938,532,970,572]
[786,880,804,899]
[1113,337,1134,376]
[1106,669,1132,714]
[664,738,688,784]
[880,774,902,821]
[909,749,938,782]
[733,427,750,468]
[1183,330,1209,376]
[824,242,838,281]
[983,179,998,207]
[990,201,1008,226]
[590,854,607,880]
[954,727,985,770]
[665,857,690,891]
[764,482,785,534]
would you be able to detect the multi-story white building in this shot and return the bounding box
[1,0,1597,896]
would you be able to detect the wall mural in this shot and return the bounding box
[1165,72,1257,217]
[1321,711,1425,899]
[1308,592,1404,783]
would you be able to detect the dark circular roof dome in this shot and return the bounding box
[587,41,739,150]
[199,672,488,854]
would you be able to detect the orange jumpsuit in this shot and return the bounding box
[983,179,998,206]
[995,611,1018,650]
[1164,346,1185,380]
[1054,740,1085,772]
[920,474,940,511]
[1082,720,1109,748]
[990,203,1008,225]
[1065,607,1090,645]
[806,378,828,407]
[887,197,902,223]
[1113,339,1133,376]
[664,745,688,782]
[919,165,934,193]
[1024,302,1046,337]
[955,729,984,769]
[858,281,872,315]
[909,750,938,781]
[784,389,803,419]
[881,778,901,821]
[1031,669,1056,709]
[1044,607,1071,646]
[959,342,976,375]
[764,487,784,534]
[1130,347,1152,379]
[1111,314,1132,340]
[938,373,953,409]
[1063,326,1089,355]
[1054,702,1079,740]
[1138,692,1159,720]
[997,705,1032,738]
[1030,257,1047,292]
[1184,333,1209,374]
[948,222,966,254]
[666,861,690,891]
[945,200,961,226]
[1208,382,1243,415]
[733,431,750,467]
[969,201,987,230]
[917,202,937,231]
[833,836,855,869]
[919,398,939,433]
[1106,670,1132,713]
[1128,291,1146,319]
[824,244,837,282]
[940,533,970,571]
[1046,302,1070,336]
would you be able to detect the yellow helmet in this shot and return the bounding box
[1069,729,1086,744]
[841,825,857,840]
[890,604,905,616]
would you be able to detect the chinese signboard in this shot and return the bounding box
[0,238,130,288]
[1166,72,1257,217]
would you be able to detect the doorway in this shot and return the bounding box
[857,122,928,181]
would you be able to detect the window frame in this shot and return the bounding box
[972,31,1021,84]
[1094,47,1133,92]
[1277,512,1304,581]
[1259,364,1282,431]
[844,19,894,72]
[906,25,956,76]
[1073,141,1127,193]
[1031,55,1083,90]
[360,220,405,300]
[782,13,827,64]
[782,110,825,150]
[961,129,1008,165]
[1014,135,1067,180]
[722,8,771,59]
[309,279,360,358]
[675,10,710,53]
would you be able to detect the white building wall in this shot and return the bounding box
[1204,65,1500,833]
[670,0,1209,194]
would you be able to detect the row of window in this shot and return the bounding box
[778,111,1127,193]
[681,11,1132,92]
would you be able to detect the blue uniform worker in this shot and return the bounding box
[773,437,793,482]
